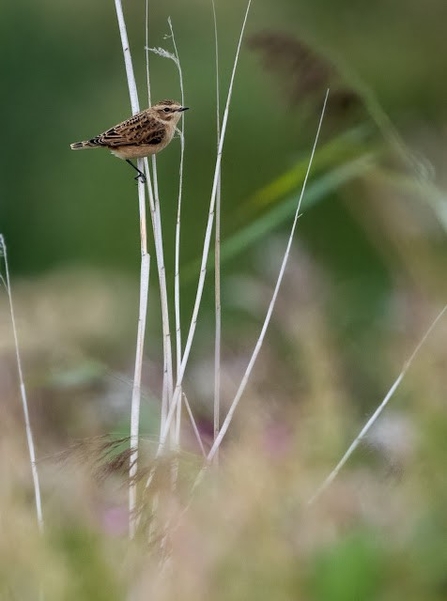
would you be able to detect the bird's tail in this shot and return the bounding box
[70,140,100,150]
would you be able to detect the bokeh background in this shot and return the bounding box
[2,0,447,599]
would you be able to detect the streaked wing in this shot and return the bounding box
[91,111,166,148]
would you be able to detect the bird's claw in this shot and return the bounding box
[135,173,147,184]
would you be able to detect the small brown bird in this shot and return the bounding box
[70,99,189,183]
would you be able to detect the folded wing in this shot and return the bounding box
[90,111,166,148]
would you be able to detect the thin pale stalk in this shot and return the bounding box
[138,39,174,442]
[183,394,207,457]
[146,33,186,452]
[142,2,253,496]
[114,0,140,114]
[145,0,152,106]
[129,177,150,537]
[207,90,330,462]
[113,0,150,539]
[0,235,44,534]
[152,0,254,465]
[211,0,222,465]
[140,156,171,434]
[166,19,187,457]
[169,16,186,383]
[308,303,447,505]
[143,10,175,441]
[214,186,222,463]
[149,160,174,432]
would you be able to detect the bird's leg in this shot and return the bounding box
[125,159,146,184]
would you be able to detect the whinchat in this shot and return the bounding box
[70,99,189,183]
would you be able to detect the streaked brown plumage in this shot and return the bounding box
[70,99,188,182]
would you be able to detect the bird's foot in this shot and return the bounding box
[126,159,147,184]
[134,172,147,184]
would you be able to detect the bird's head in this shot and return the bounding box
[153,99,189,124]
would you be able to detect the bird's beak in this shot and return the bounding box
[178,106,189,112]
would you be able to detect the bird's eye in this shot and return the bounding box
[163,107,171,113]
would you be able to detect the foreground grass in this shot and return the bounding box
[2,331,447,601]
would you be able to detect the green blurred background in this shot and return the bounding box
[1,0,447,430]
[2,0,447,273]
[1,0,447,427]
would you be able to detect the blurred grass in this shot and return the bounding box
[3,355,447,600]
